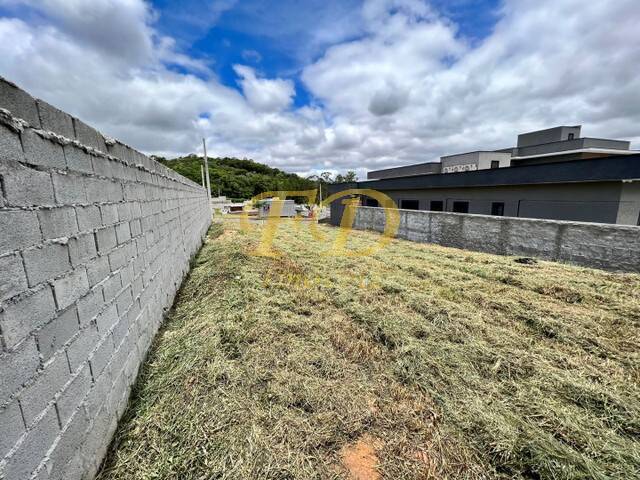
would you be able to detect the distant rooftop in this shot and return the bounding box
[367,125,635,180]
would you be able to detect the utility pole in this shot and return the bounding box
[202,138,211,200]
[200,164,205,188]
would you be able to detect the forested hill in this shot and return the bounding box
[153,155,316,200]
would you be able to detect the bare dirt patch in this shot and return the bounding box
[341,435,382,480]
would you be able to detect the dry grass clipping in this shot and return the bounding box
[98,220,640,479]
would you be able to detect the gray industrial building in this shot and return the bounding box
[367,126,635,179]
[330,126,640,225]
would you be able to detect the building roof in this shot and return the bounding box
[518,125,581,136]
[334,154,640,192]
[440,150,511,159]
[512,137,630,157]
[511,148,638,161]
[367,161,441,180]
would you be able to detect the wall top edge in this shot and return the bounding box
[0,76,205,190]
[358,206,640,231]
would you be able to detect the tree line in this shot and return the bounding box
[154,154,358,203]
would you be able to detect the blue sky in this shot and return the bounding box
[151,0,501,108]
[0,0,638,178]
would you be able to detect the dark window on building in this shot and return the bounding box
[491,202,505,216]
[430,200,444,211]
[400,199,420,210]
[452,201,469,213]
[365,198,379,207]
[490,160,500,169]
[568,133,575,140]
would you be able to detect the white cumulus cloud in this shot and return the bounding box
[233,65,295,113]
[0,0,638,179]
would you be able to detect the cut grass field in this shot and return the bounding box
[98,220,640,479]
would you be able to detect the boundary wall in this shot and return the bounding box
[351,206,640,272]
[0,77,211,479]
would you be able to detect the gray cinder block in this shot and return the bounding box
[507,218,560,259]
[123,339,141,383]
[106,367,127,419]
[76,288,105,328]
[106,141,126,160]
[38,207,79,240]
[83,365,111,421]
[112,314,131,350]
[117,203,132,222]
[75,205,102,232]
[89,334,114,379]
[35,305,80,363]
[99,204,118,226]
[95,226,117,253]
[83,176,105,203]
[101,273,122,304]
[81,406,117,479]
[119,264,134,290]
[0,286,57,349]
[73,118,107,152]
[0,76,41,126]
[0,399,25,459]
[132,275,144,300]
[18,352,70,426]
[115,287,133,317]
[65,323,100,373]
[107,246,129,272]
[92,156,114,178]
[53,268,90,311]
[0,338,40,405]
[69,233,97,267]
[56,451,86,480]
[115,222,131,245]
[22,129,66,170]
[0,210,41,256]
[123,182,142,201]
[86,256,110,287]
[1,159,55,207]
[0,253,28,302]
[130,218,142,237]
[45,407,90,480]
[96,304,118,334]
[106,180,124,203]
[0,406,59,480]
[55,365,92,426]
[52,172,88,205]
[64,144,93,174]
[0,123,25,163]
[23,243,72,287]
[36,100,75,139]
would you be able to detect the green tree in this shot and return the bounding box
[158,155,318,203]
[343,170,358,182]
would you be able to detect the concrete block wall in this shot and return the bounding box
[0,77,211,479]
[352,207,640,272]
